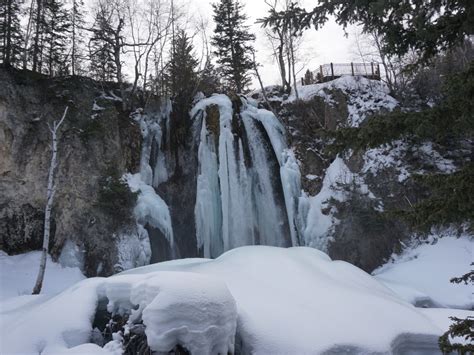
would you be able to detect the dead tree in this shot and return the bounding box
[32,106,68,295]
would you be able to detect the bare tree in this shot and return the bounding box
[263,0,303,97]
[32,106,68,295]
[264,0,290,93]
[251,49,281,121]
[351,29,410,95]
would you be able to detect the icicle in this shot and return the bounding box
[195,115,223,258]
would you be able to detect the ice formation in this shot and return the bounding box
[192,95,301,257]
[124,102,174,264]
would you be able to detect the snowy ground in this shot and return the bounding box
[1,241,472,354]
[0,250,85,301]
[373,234,473,309]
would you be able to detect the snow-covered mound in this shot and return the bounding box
[373,234,473,309]
[3,246,471,354]
[0,270,236,354]
[288,75,398,127]
[0,250,85,301]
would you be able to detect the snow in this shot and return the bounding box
[123,246,458,354]
[1,264,236,354]
[131,272,237,354]
[115,224,152,272]
[288,76,398,127]
[0,250,85,302]
[363,140,411,182]
[417,142,457,173]
[92,101,105,111]
[363,140,457,183]
[2,246,472,354]
[373,234,473,309]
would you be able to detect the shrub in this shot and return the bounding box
[96,168,137,226]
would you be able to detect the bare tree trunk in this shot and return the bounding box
[22,0,36,69]
[32,0,43,72]
[289,35,299,100]
[32,107,68,295]
[252,50,280,122]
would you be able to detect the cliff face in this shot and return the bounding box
[0,69,141,276]
[1,69,465,277]
[267,76,467,272]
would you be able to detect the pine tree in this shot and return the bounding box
[88,4,118,83]
[71,0,86,76]
[198,59,221,95]
[165,29,199,99]
[211,0,255,93]
[0,0,23,67]
[30,0,71,75]
[44,0,71,76]
[31,0,45,72]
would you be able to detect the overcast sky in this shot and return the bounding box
[186,0,360,87]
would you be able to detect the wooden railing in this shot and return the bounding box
[302,62,381,85]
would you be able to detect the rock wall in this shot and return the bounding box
[0,68,141,276]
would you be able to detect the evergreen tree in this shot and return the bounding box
[30,0,71,75]
[0,0,23,67]
[198,59,222,95]
[165,29,200,148]
[70,0,86,76]
[261,0,473,65]
[165,29,199,99]
[44,0,71,76]
[31,0,43,72]
[88,4,118,83]
[211,0,255,93]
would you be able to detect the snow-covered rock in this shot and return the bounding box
[288,75,398,127]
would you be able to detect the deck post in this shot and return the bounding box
[351,62,354,76]
[371,62,374,77]
[330,62,334,78]
[319,65,323,81]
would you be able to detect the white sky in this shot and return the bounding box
[186,0,361,87]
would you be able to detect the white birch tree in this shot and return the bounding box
[32,106,68,295]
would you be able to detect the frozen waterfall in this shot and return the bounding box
[129,103,175,259]
[192,95,301,257]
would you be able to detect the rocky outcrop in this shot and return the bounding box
[0,68,141,276]
[274,77,461,272]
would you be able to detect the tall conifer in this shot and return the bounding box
[211,0,255,93]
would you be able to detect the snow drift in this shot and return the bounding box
[2,246,470,354]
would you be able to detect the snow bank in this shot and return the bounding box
[1,270,236,354]
[0,250,85,301]
[123,246,458,354]
[3,246,470,354]
[288,76,398,127]
[373,234,473,309]
[131,272,237,354]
